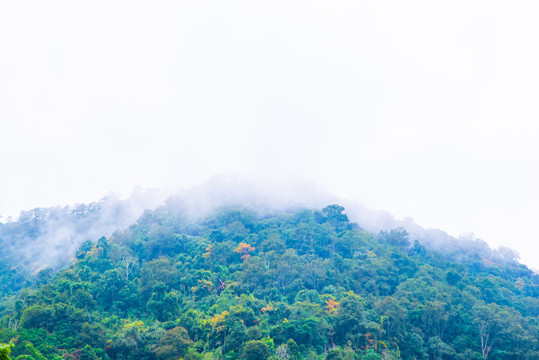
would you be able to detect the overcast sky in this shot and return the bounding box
[1,1,539,268]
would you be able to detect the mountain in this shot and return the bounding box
[0,189,169,297]
[0,177,524,290]
[0,201,538,360]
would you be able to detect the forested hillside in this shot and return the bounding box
[0,204,538,360]
[0,191,167,297]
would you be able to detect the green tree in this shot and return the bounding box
[326,348,344,360]
[473,302,507,360]
[155,327,192,360]
[378,228,409,248]
[332,293,364,349]
[146,282,180,321]
[241,340,270,360]
[80,345,98,360]
[0,343,13,360]
[320,205,349,224]
[20,305,54,331]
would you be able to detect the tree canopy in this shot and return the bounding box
[0,204,537,359]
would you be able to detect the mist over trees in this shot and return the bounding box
[0,201,537,359]
[0,179,526,298]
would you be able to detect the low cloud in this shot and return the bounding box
[0,175,526,272]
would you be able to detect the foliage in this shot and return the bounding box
[0,204,537,360]
[241,340,270,360]
[0,343,13,360]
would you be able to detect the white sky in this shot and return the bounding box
[1,1,539,268]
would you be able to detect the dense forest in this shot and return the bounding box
[0,204,538,359]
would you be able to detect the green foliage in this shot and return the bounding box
[0,205,537,360]
[155,326,191,360]
[241,340,270,360]
[0,343,13,360]
[22,342,46,360]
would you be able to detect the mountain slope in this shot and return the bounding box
[0,204,537,360]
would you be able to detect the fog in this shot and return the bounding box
[0,176,526,274]
[1,1,539,269]
[0,188,169,269]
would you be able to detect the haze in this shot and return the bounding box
[1,1,538,268]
